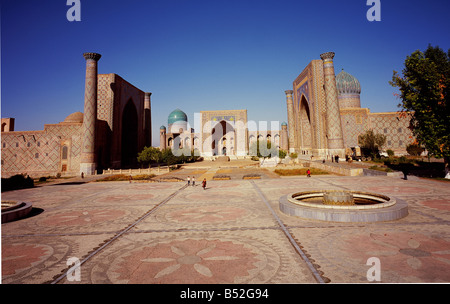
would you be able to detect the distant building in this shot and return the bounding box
[160,109,286,159]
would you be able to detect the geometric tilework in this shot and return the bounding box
[97,74,114,129]
[368,113,414,153]
[339,109,414,153]
[288,53,415,157]
[1,123,82,177]
[81,59,99,164]
[2,52,150,176]
[322,56,345,150]
[340,108,369,147]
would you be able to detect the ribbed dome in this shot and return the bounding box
[63,112,83,123]
[336,70,361,95]
[160,125,166,130]
[281,121,287,126]
[168,109,187,125]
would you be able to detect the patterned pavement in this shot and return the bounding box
[1,172,450,284]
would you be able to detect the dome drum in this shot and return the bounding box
[62,112,84,123]
[168,109,188,134]
[336,70,361,109]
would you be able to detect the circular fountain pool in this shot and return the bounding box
[279,190,408,223]
[2,201,33,223]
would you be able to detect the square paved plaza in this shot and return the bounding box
[1,173,450,284]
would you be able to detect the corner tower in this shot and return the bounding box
[80,52,101,175]
[160,125,167,150]
[320,52,345,157]
[144,92,152,147]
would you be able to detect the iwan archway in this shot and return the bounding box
[121,99,138,167]
[211,120,235,156]
[299,95,313,155]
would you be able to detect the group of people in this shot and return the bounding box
[187,176,207,190]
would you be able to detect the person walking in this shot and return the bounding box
[187,176,190,186]
[192,176,195,186]
[307,169,311,178]
[202,178,207,190]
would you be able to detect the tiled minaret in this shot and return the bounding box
[80,52,101,175]
[320,52,345,156]
[159,126,167,150]
[280,122,289,151]
[144,92,152,147]
[285,90,296,153]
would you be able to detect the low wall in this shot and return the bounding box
[362,168,403,177]
[301,161,363,176]
[102,167,170,175]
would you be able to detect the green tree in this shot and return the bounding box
[137,146,162,167]
[249,139,277,158]
[358,129,386,158]
[390,45,450,177]
[161,148,177,166]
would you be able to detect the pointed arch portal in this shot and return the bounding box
[121,99,138,167]
[299,95,313,150]
[211,120,235,156]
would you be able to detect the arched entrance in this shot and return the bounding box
[121,99,138,167]
[211,120,235,156]
[299,95,313,153]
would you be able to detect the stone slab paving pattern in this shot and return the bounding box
[1,172,450,284]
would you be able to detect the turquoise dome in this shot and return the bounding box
[336,70,361,95]
[281,121,287,126]
[168,109,187,125]
[160,125,166,130]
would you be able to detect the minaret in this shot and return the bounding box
[280,122,289,151]
[159,126,167,150]
[285,90,296,153]
[320,52,345,156]
[80,52,101,175]
[144,92,152,147]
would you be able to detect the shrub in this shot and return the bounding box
[1,174,34,192]
[369,165,394,172]
[406,143,425,156]
[132,174,156,180]
[274,168,329,176]
[243,174,261,179]
[96,174,130,182]
[358,129,386,158]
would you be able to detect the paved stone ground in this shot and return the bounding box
[2,165,450,285]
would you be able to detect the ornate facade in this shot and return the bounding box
[160,109,286,159]
[1,53,152,177]
[285,52,414,158]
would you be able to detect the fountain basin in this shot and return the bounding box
[279,190,408,222]
[2,201,33,223]
[323,190,355,206]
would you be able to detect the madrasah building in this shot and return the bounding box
[159,52,413,160]
[1,51,413,177]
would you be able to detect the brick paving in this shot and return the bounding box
[1,164,450,284]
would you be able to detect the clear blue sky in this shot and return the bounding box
[1,0,449,146]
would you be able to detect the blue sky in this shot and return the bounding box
[1,0,449,146]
